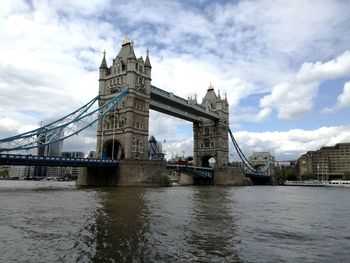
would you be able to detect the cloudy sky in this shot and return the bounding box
[0,0,350,161]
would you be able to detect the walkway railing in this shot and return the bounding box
[150,85,219,121]
[0,154,117,167]
[166,163,214,178]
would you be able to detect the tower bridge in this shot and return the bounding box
[96,38,230,169]
[0,38,270,186]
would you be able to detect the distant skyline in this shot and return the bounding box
[0,0,350,160]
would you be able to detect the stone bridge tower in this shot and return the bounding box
[193,84,229,168]
[96,38,151,160]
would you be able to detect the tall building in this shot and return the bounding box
[193,84,229,167]
[147,135,164,160]
[37,129,63,157]
[35,129,63,178]
[96,38,151,160]
[298,143,350,180]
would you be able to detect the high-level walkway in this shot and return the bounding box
[150,85,219,122]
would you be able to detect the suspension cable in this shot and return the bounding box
[228,128,271,174]
[112,108,116,160]
[0,88,128,152]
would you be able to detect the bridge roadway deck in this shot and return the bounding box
[166,163,214,178]
[0,154,117,167]
[150,85,220,122]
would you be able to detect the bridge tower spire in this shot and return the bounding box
[193,84,229,168]
[96,39,151,160]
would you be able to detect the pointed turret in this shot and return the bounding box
[224,93,228,105]
[145,49,152,68]
[202,83,218,105]
[117,37,137,61]
[144,49,152,78]
[100,50,108,69]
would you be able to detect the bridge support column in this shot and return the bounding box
[77,160,170,187]
[76,167,118,186]
[178,173,194,185]
[116,160,170,186]
[214,168,252,186]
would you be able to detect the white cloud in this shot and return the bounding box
[323,81,350,113]
[0,0,350,160]
[336,82,350,108]
[297,51,350,83]
[163,138,193,160]
[259,50,350,120]
[231,125,350,161]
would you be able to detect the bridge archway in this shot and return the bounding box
[103,139,125,160]
[201,155,216,168]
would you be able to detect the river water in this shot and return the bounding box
[0,181,349,263]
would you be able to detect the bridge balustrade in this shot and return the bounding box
[166,163,214,178]
[150,85,219,121]
[0,154,117,167]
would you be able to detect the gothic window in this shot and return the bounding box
[132,137,137,152]
[200,143,204,148]
[112,67,116,74]
[139,66,143,72]
[205,127,210,135]
[117,67,120,73]
[204,139,210,147]
[140,138,144,153]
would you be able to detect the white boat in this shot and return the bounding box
[284,180,326,186]
[325,180,350,187]
[284,180,350,187]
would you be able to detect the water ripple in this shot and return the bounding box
[1,182,349,262]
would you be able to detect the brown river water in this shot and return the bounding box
[0,180,349,262]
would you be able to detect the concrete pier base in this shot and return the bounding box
[76,160,171,187]
[178,173,194,185]
[214,168,252,186]
[117,160,170,186]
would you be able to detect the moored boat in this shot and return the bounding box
[325,180,350,187]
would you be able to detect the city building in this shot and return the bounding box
[35,129,64,178]
[9,165,34,179]
[60,151,85,179]
[96,38,151,160]
[37,129,63,157]
[298,143,350,180]
[147,135,164,160]
[249,152,275,176]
